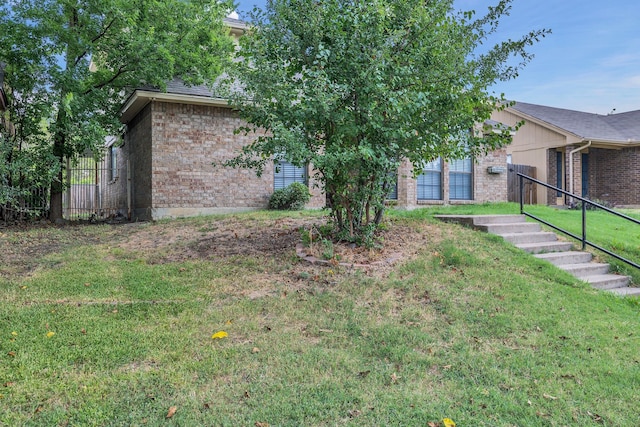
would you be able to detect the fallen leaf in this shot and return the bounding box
[587,411,603,423]
[81,328,87,335]
[428,422,438,427]
[443,418,456,427]
[46,331,55,338]
[211,331,228,340]
[255,422,269,427]
[11,331,17,336]
[390,372,399,383]
[348,409,361,418]
[166,406,177,418]
[543,393,557,400]
[84,282,90,287]
[252,347,260,353]
[7,351,15,357]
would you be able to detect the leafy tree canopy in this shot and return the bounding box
[0,0,235,221]
[225,0,549,244]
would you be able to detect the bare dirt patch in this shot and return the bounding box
[1,214,439,280]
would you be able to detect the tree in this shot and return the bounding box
[0,0,235,222]
[224,0,549,244]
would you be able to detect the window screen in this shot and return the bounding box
[449,157,473,200]
[274,161,306,190]
[417,158,442,200]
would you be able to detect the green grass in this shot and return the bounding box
[1,208,639,426]
[396,202,640,284]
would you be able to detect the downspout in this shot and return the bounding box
[568,141,592,203]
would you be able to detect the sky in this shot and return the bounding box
[233,0,640,115]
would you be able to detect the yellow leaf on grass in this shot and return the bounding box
[211,331,228,340]
[166,406,177,418]
[11,331,17,336]
[46,331,55,338]
[443,418,456,427]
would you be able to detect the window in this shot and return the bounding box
[274,161,306,190]
[417,158,442,200]
[386,176,398,200]
[449,157,473,200]
[108,145,118,181]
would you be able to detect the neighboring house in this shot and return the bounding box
[106,19,510,221]
[493,102,640,207]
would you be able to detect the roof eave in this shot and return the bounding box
[587,139,640,149]
[120,90,231,124]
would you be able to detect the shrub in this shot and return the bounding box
[570,198,613,211]
[268,182,311,210]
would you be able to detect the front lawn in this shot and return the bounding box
[1,209,638,426]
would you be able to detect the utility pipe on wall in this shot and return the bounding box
[568,141,592,202]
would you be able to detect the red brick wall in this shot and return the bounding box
[589,147,640,206]
[124,100,510,218]
[395,147,509,208]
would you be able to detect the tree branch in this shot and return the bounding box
[74,18,117,67]
[85,64,127,94]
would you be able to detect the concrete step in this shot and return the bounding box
[477,222,542,234]
[471,215,527,225]
[500,231,558,245]
[585,274,630,290]
[516,241,574,254]
[434,215,637,297]
[559,263,610,278]
[608,287,640,296]
[434,214,526,227]
[534,251,593,266]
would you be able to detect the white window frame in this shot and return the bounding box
[449,157,473,200]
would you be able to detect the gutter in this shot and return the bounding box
[568,141,592,202]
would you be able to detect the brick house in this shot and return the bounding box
[111,78,509,220]
[492,102,640,207]
[107,19,510,221]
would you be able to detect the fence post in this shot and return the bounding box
[64,158,71,219]
[581,201,587,250]
[519,174,524,214]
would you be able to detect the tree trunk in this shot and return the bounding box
[49,168,64,223]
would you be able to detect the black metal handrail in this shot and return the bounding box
[518,173,640,271]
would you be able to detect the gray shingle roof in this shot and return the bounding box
[141,79,222,98]
[511,101,640,143]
